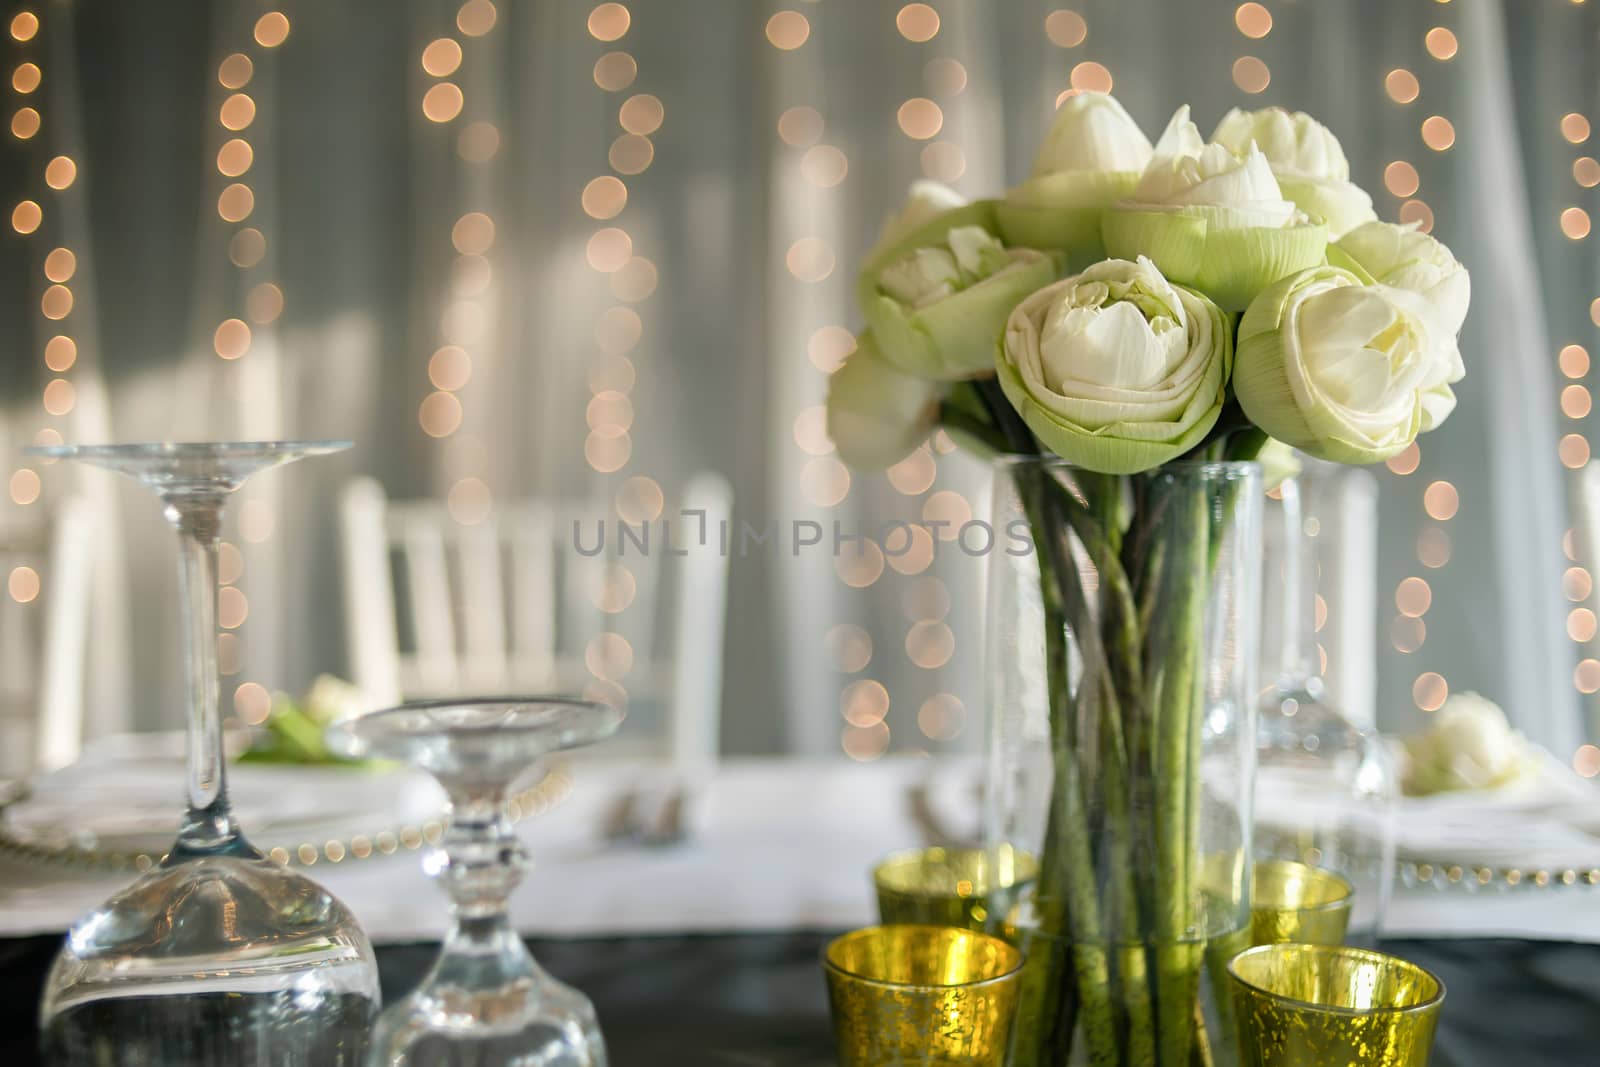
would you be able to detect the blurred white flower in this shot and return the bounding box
[1404,691,1535,794]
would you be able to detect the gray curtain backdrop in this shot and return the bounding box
[0,0,1592,764]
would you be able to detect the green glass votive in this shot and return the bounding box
[1229,943,1445,1067]
[873,845,1037,931]
[1250,859,1354,946]
[824,924,1023,1067]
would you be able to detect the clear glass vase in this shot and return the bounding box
[984,458,1262,1067]
[1255,462,1395,943]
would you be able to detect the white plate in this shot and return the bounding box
[5,731,446,858]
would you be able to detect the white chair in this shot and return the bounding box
[338,475,732,771]
[0,496,93,777]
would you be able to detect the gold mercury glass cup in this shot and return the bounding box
[1229,943,1446,1067]
[1250,859,1355,946]
[824,924,1024,1067]
[873,845,1038,930]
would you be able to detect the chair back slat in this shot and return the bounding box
[0,497,93,775]
[338,477,733,767]
[668,474,733,772]
[36,497,93,770]
[339,478,402,707]
[508,508,557,689]
[401,512,457,694]
[457,518,508,687]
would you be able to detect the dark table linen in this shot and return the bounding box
[3,933,1597,1065]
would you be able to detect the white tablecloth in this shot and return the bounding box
[4,757,1600,943]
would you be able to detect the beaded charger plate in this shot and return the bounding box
[1257,752,1600,895]
[0,732,568,873]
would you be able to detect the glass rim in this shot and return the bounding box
[822,924,1024,992]
[24,440,352,459]
[327,696,622,754]
[872,844,1037,894]
[989,454,1261,477]
[1227,943,1446,1017]
[1251,860,1356,914]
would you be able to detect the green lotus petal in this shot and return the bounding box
[1322,242,1379,284]
[1255,438,1303,490]
[1101,209,1209,286]
[1235,267,1421,464]
[826,332,942,470]
[994,170,1140,270]
[996,352,1223,473]
[867,249,1061,380]
[1102,207,1329,311]
[856,201,1002,322]
[1277,176,1375,240]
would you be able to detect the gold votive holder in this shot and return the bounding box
[1250,860,1354,947]
[873,844,1037,930]
[1229,943,1445,1067]
[824,924,1023,1066]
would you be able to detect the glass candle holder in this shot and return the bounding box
[873,845,1037,931]
[1228,943,1445,1067]
[1251,860,1355,946]
[824,924,1023,1067]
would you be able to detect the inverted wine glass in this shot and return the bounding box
[29,442,380,1065]
[326,697,621,1067]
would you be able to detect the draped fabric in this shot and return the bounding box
[0,0,1590,762]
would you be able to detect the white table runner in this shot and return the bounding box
[3,757,1599,943]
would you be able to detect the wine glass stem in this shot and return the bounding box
[436,792,536,982]
[167,494,254,860]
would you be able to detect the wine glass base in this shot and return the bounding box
[370,984,608,1067]
[40,855,379,1065]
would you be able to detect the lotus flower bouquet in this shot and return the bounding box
[826,96,1469,1067]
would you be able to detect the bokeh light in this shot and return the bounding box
[1413,671,1448,711]
[421,38,463,77]
[1044,10,1088,48]
[1235,3,1272,37]
[765,11,810,50]
[1386,69,1420,104]
[253,12,290,48]
[897,97,943,139]
[896,3,940,42]
[1232,56,1270,94]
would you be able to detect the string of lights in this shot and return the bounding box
[1364,7,1456,717]
[581,1,667,714]
[5,7,50,607]
[416,0,498,540]
[204,9,291,729]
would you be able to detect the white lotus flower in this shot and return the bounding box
[996,93,1153,269]
[1234,266,1455,463]
[1332,221,1471,429]
[1103,107,1328,311]
[1404,692,1534,795]
[1211,107,1377,237]
[996,256,1231,474]
[858,200,1060,380]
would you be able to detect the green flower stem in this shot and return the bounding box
[1035,480,1119,1067]
[1059,486,1155,1067]
[1144,476,1210,1067]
